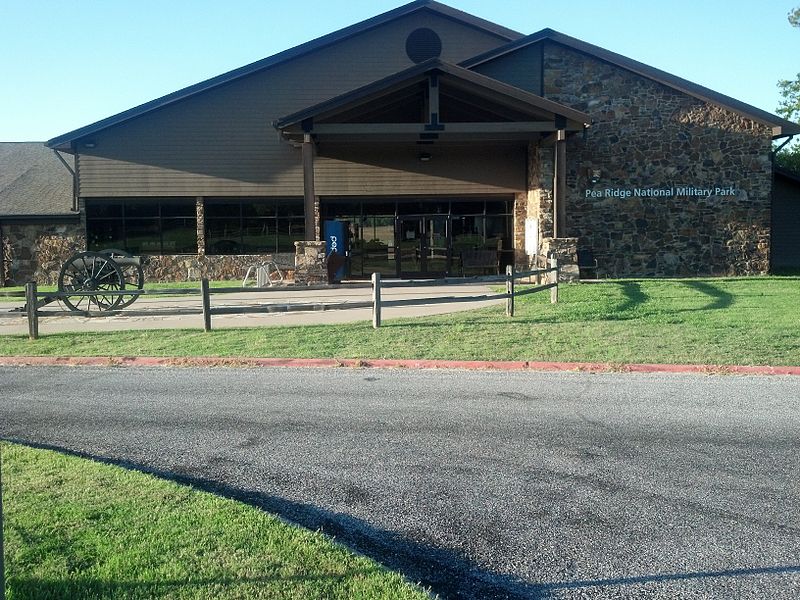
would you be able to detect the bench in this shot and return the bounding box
[460,249,499,276]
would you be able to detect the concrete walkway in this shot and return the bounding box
[0,281,503,335]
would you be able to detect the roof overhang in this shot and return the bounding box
[274,59,591,144]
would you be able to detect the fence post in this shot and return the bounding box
[371,272,382,329]
[549,257,559,304]
[201,278,212,332]
[25,281,38,340]
[505,265,514,317]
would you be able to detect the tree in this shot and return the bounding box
[776,8,800,172]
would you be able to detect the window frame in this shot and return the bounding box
[204,197,305,255]
[85,198,198,255]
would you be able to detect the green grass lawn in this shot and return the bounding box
[0,442,429,600]
[1,277,799,366]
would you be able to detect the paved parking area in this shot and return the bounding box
[2,367,799,599]
[0,282,503,335]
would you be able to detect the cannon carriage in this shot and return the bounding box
[54,249,146,312]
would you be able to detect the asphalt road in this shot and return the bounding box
[1,366,799,599]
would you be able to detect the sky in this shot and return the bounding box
[1,0,798,142]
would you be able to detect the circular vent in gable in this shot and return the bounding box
[405,28,442,64]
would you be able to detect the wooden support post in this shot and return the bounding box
[302,133,317,241]
[372,272,382,329]
[201,278,212,332]
[553,129,567,238]
[549,257,559,304]
[25,281,38,340]
[505,264,514,317]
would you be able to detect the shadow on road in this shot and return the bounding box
[3,439,547,599]
[4,439,799,599]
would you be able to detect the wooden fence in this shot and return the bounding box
[370,258,559,328]
[8,259,559,339]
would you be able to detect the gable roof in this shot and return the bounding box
[274,58,591,133]
[46,1,522,151]
[0,143,76,218]
[462,29,800,138]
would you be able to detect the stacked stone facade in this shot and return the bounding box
[143,253,295,283]
[0,222,85,285]
[527,42,773,277]
[293,241,328,285]
[0,219,296,285]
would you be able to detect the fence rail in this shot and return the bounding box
[15,259,559,339]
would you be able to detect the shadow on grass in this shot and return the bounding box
[682,281,734,311]
[10,564,800,599]
[614,281,648,315]
[5,440,800,600]
[382,281,650,328]
[8,570,381,598]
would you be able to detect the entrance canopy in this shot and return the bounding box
[274,59,591,144]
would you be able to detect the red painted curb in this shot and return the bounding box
[1,355,799,375]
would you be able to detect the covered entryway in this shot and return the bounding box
[321,196,513,278]
[274,59,590,277]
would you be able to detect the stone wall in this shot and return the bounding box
[293,241,327,285]
[0,221,85,285]
[0,218,297,285]
[532,42,773,277]
[143,252,295,282]
[541,237,579,282]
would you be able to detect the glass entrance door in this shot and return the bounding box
[397,216,449,277]
[397,218,422,275]
[424,216,449,275]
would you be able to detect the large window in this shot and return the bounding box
[320,196,514,277]
[205,198,304,255]
[86,198,197,254]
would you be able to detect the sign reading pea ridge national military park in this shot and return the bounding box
[585,186,740,199]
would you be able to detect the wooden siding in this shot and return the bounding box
[772,175,800,269]
[471,44,543,96]
[78,10,514,198]
[316,143,525,195]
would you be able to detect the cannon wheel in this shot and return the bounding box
[57,251,125,312]
[100,248,144,309]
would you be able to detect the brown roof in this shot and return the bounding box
[0,142,76,217]
[46,3,798,150]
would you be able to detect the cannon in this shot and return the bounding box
[56,249,146,312]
